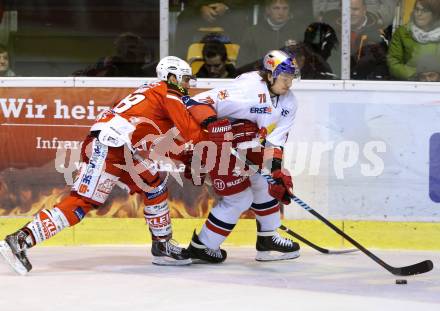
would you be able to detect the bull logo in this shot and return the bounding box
[266,58,275,69]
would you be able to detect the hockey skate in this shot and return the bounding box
[151,239,192,266]
[0,230,33,275]
[187,231,227,264]
[255,231,300,261]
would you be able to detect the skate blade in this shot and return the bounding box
[255,250,300,262]
[189,258,223,264]
[0,241,28,276]
[152,256,192,266]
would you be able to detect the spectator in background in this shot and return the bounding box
[0,44,15,76]
[387,0,440,82]
[237,22,337,78]
[314,0,398,27]
[73,32,151,77]
[174,1,256,59]
[196,40,238,78]
[283,39,335,79]
[238,0,305,67]
[324,0,389,79]
[349,0,390,79]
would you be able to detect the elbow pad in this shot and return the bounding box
[182,95,217,127]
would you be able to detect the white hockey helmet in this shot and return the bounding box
[263,50,300,80]
[156,56,193,84]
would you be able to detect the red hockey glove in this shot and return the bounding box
[231,120,259,147]
[268,169,293,205]
[206,118,233,148]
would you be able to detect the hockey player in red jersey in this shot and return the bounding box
[186,50,302,263]
[0,56,221,274]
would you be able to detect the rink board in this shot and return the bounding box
[1,80,440,223]
[1,218,439,250]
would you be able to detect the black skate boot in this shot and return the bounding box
[187,230,227,264]
[0,229,33,275]
[151,238,192,266]
[255,230,300,261]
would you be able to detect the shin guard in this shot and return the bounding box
[24,195,94,245]
[25,208,70,245]
[143,201,172,240]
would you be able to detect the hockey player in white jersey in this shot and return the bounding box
[186,50,301,263]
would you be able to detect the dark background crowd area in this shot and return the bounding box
[0,0,439,81]
[1,0,159,77]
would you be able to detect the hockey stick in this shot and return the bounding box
[279,225,358,254]
[230,148,434,276]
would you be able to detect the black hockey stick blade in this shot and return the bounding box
[389,260,434,276]
[291,196,434,276]
[279,225,359,254]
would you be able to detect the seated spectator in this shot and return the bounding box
[195,41,238,78]
[238,0,304,67]
[324,0,390,79]
[174,1,255,59]
[0,44,15,76]
[283,39,335,79]
[237,22,337,78]
[73,32,151,77]
[349,0,390,79]
[387,0,440,82]
[314,0,398,27]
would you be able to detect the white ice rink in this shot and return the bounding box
[0,246,439,311]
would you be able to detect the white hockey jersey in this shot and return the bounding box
[192,71,298,148]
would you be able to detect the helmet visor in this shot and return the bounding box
[273,58,297,77]
[273,58,301,82]
[182,75,197,87]
[278,72,301,84]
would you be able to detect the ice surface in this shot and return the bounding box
[0,246,439,311]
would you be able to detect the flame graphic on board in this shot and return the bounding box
[0,184,216,218]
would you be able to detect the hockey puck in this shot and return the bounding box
[395,279,407,285]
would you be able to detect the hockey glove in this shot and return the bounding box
[231,119,259,147]
[206,118,233,148]
[268,169,293,205]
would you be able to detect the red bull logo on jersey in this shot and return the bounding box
[217,90,229,101]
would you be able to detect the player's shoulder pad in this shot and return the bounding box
[181,95,206,108]
[166,82,188,97]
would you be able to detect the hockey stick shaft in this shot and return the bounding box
[230,148,433,276]
[279,225,358,254]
